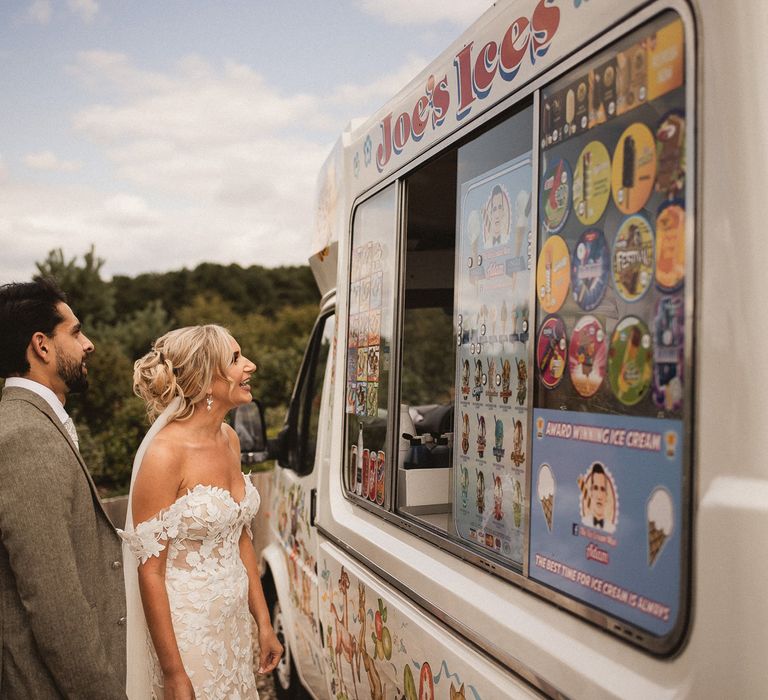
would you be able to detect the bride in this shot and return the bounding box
[120,325,283,698]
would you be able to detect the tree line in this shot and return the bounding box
[18,246,320,496]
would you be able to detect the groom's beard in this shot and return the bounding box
[57,354,89,393]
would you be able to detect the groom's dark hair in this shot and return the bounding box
[0,277,67,377]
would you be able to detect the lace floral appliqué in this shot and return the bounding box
[119,474,261,699]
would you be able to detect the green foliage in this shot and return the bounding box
[400,307,455,406]
[96,300,171,361]
[36,246,116,326]
[33,246,320,495]
[110,263,317,318]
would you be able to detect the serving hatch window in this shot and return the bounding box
[395,103,534,567]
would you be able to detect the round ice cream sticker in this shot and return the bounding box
[611,122,657,215]
[573,140,611,225]
[537,315,568,389]
[608,316,652,405]
[571,229,610,311]
[536,235,571,314]
[655,202,685,292]
[612,214,654,302]
[541,157,572,234]
[568,315,607,398]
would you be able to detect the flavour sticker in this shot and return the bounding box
[541,158,572,233]
[647,18,684,101]
[655,202,685,291]
[537,315,568,390]
[588,58,617,128]
[542,90,566,147]
[612,215,655,302]
[652,294,684,412]
[616,42,647,116]
[608,316,653,406]
[563,76,589,138]
[573,140,612,225]
[611,123,657,215]
[568,315,607,398]
[571,229,610,311]
[655,111,686,199]
[537,235,571,314]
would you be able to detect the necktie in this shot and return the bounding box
[63,417,80,451]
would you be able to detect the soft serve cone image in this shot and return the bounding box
[537,464,555,532]
[647,488,674,566]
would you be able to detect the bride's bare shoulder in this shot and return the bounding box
[133,427,188,507]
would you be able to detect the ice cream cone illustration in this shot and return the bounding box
[647,488,673,566]
[537,464,555,532]
[512,479,523,529]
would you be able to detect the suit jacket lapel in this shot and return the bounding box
[1,386,115,528]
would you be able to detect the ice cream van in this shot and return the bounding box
[242,0,768,697]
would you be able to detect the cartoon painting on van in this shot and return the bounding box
[320,560,497,700]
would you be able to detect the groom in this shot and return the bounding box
[0,278,126,697]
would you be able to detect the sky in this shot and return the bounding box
[0,0,494,283]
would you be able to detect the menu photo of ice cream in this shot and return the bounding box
[646,487,674,566]
[537,464,556,532]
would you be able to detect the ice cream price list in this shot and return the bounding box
[528,13,689,638]
[453,154,533,567]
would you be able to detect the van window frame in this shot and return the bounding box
[338,0,696,656]
[280,309,335,476]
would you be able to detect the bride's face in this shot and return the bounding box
[211,336,257,409]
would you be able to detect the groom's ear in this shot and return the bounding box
[29,332,51,364]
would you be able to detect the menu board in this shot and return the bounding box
[454,155,532,566]
[529,13,689,638]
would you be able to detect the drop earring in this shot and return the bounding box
[206,395,213,411]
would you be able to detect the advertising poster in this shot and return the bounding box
[454,154,532,566]
[529,409,682,636]
[531,12,689,641]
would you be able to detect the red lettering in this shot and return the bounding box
[432,75,450,127]
[499,17,530,80]
[531,0,560,57]
[453,43,475,119]
[411,95,428,140]
[393,112,411,153]
[473,41,498,96]
[376,113,392,171]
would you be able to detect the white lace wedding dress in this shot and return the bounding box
[120,473,261,699]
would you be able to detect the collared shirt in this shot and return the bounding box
[4,377,71,427]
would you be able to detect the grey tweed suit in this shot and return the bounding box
[0,386,126,698]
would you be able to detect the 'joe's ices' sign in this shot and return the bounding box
[376,0,561,171]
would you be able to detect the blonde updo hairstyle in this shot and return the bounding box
[133,324,235,423]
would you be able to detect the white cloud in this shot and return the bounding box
[68,0,98,23]
[66,50,172,96]
[1,48,445,282]
[330,53,431,110]
[26,0,52,24]
[356,0,493,27]
[24,150,82,172]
